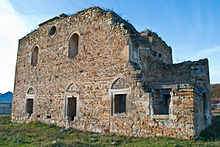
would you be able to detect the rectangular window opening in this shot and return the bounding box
[153,89,171,115]
[114,94,126,114]
[67,97,77,121]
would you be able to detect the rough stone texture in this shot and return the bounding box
[12,7,211,139]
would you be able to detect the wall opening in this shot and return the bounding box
[153,89,171,115]
[26,99,33,115]
[49,26,56,36]
[68,33,79,58]
[31,46,39,66]
[26,87,35,116]
[67,96,77,121]
[47,115,51,119]
[110,78,130,115]
[114,94,126,114]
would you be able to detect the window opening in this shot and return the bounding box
[49,26,56,36]
[68,33,79,58]
[114,94,126,114]
[153,89,171,115]
[31,46,39,66]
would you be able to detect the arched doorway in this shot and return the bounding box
[26,87,35,116]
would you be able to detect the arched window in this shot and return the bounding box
[31,46,39,66]
[68,33,79,58]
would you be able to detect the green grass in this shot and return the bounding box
[0,113,220,147]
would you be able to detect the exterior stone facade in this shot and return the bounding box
[12,7,212,139]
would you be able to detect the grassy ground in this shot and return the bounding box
[0,113,220,147]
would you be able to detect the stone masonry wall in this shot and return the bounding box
[140,30,172,64]
[139,50,210,91]
[12,7,211,139]
[109,84,202,139]
[12,6,142,130]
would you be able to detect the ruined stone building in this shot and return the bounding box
[12,7,212,139]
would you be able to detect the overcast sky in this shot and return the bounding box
[0,0,220,93]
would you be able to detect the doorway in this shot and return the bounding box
[67,97,77,121]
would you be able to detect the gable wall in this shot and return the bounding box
[12,8,138,125]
